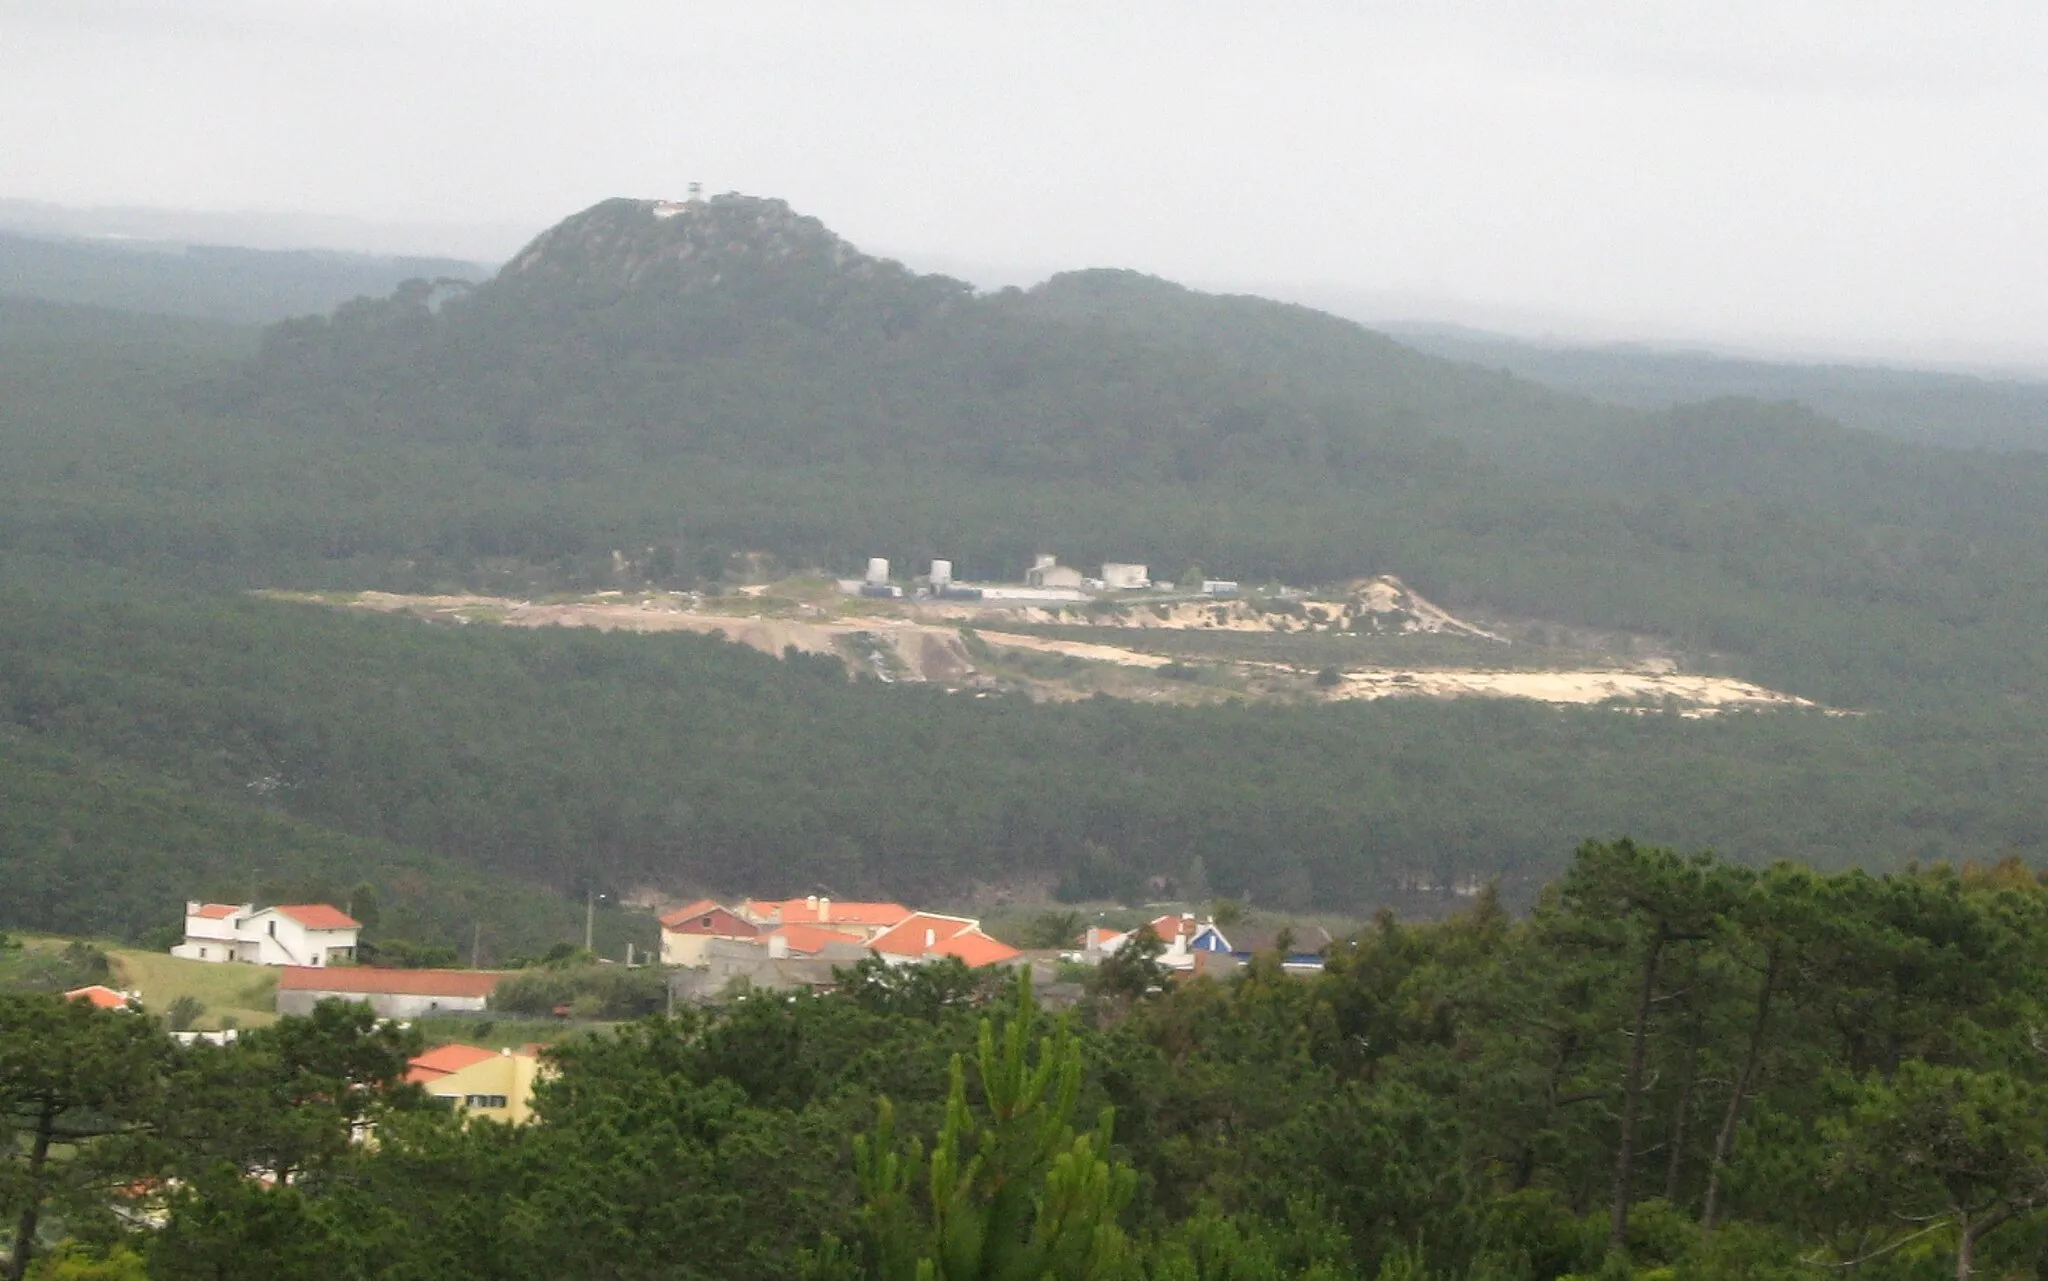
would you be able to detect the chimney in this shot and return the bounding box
[185,900,200,917]
[924,929,936,948]
[805,894,819,912]
[818,897,830,923]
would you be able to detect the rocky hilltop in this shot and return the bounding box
[478,194,972,331]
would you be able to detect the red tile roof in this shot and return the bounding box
[768,923,866,954]
[932,932,1022,967]
[869,912,978,957]
[406,1043,501,1083]
[272,904,360,931]
[277,967,503,997]
[745,898,911,929]
[193,903,241,919]
[65,985,134,1010]
[658,899,724,929]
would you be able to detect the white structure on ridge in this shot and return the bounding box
[929,559,953,590]
[171,902,361,967]
[1101,563,1150,590]
[865,558,890,586]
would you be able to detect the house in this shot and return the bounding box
[407,1043,544,1125]
[1025,555,1085,591]
[869,912,1023,968]
[1072,926,1130,962]
[657,900,760,965]
[1227,924,1335,972]
[275,967,504,1018]
[65,984,138,1011]
[667,938,848,1006]
[1142,914,1234,971]
[170,901,360,967]
[1200,580,1241,596]
[1069,916,1237,972]
[1100,563,1150,591]
[762,924,868,958]
[738,896,911,942]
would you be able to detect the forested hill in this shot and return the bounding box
[239,195,2048,559]
[245,194,1628,480]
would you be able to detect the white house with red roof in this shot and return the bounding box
[170,901,360,967]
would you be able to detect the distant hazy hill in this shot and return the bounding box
[1387,323,2048,453]
[0,230,489,325]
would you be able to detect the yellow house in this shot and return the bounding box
[406,1043,545,1125]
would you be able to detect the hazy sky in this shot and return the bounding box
[3,1,2046,368]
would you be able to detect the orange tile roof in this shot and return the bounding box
[277,967,503,997]
[869,912,978,957]
[406,1043,501,1083]
[273,904,360,931]
[768,923,866,954]
[193,903,241,919]
[746,899,912,928]
[658,899,725,929]
[65,985,133,1010]
[932,932,1022,967]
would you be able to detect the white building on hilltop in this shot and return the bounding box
[171,901,360,967]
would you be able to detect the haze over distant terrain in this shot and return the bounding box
[4,2,2045,369]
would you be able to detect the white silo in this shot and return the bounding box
[930,560,953,589]
[866,558,889,586]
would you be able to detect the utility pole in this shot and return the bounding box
[471,920,482,969]
[584,891,595,953]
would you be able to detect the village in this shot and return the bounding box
[49,893,1337,1127]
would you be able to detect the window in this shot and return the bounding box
[198,947,208,959]
[464,1094,509,1109]
[267,921,276,937]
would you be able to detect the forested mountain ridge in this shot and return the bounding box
[1389,320,2048,452]
[0,228,487,325]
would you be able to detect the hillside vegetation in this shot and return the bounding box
[10,845,2048,1280]
[4,194,2048,940]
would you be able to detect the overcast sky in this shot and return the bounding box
[3,1,2046,369]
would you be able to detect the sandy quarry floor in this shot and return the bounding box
[311,591,1820,714]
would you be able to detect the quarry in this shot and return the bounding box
[289,568,1820,715]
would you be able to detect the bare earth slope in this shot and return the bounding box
[304,579,1819,715]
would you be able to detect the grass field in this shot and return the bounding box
[107,948,281,1029]
[2,934,277,1028]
